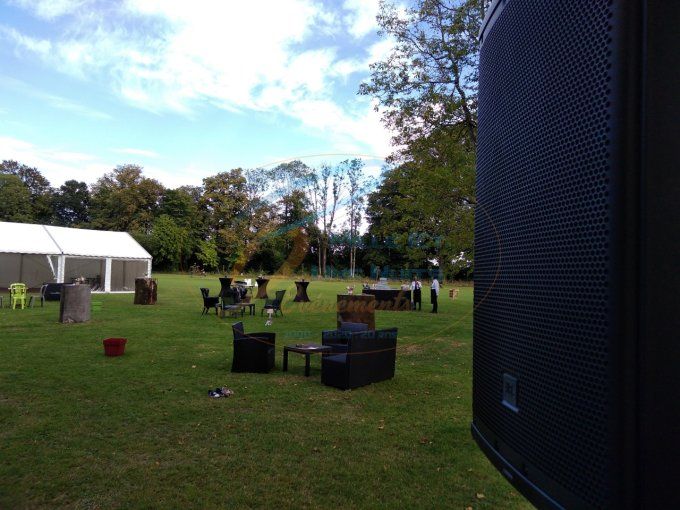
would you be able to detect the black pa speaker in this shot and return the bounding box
[472,1,679,509]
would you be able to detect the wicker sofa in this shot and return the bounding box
[321,327,397,390]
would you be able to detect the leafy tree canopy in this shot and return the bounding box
[360,0,488,158]
[53,180,90,226]
[0,173,34,223]
[1,159,53,222]
[90,164,164,232]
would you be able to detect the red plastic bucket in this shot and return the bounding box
[103,338,127,357]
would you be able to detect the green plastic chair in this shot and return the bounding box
[10,283,27,310]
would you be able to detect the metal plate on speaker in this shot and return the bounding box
[502,373,519,412]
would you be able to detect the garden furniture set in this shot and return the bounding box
[200,281,287,318]
[231,320,398,390]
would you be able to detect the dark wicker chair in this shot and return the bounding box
[200,288,220,316]
[321,321,369,353]
[43,283,63,302]
[261,289,286,317]
[231,321,276,373]
[321,328,397,390]
[28,284,48,308]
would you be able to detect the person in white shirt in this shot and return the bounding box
[431,276,440,313]
[410,275,422,310]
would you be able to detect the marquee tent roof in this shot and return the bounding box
[0,221,151,260]
[0,222,62,255]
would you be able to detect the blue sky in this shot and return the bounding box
[0,0,394,187]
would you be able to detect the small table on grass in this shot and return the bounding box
[283,344,332,377]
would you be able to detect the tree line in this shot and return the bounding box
[0,158,366,275]
[0,0,485,280]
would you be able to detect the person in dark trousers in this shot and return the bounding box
[430,276,440,313]
[411,275,422,310]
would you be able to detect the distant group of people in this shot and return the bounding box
[410,275,439,313]
[369,269,441,313]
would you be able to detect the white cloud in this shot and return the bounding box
[3,0,396,156]
[367,38,396,64]
[0,136,109,185]
[343,0,381,38]
[0,136,203,188]
[0,25,52,56]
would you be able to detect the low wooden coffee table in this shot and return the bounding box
[283,343,332,377]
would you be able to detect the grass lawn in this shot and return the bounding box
[0,274,531,509]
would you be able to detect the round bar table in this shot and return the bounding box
[293,280,311,302]
[255,277,269,299]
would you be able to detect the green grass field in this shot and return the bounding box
[0,275,531,509]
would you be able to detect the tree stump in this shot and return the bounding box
[60,284,91,323]
[134,278,157,305]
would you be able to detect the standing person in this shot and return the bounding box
[430,276,440,313]
[411,274,422,311]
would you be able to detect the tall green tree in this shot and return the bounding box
[360,0,485,277]
[257,161,320,273]
[201,169,274,272]
[360,0,488,156]
[149,215,189,271]
[0,174,34,223]
[52,180,90,226]
[0,160,53,222]
[159,187,206,269]
[364,139,475,278]
[344,159,369,277]
[363,168,409,273]
[266,160,315,202]
[90,164,164,232]
[160,188,198,228]
[316,164,344,277]
[201,169,249,269]
[195,239,219,271]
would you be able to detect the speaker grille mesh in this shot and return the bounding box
[474,1,615,508]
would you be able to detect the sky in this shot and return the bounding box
[0,0,395,188]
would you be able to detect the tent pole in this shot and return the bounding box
[105,258,112,292]
[19,254,24,283]
[46,255,56,280]
[147,259,152,277]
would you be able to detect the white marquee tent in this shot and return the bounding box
[0,221,152,292]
